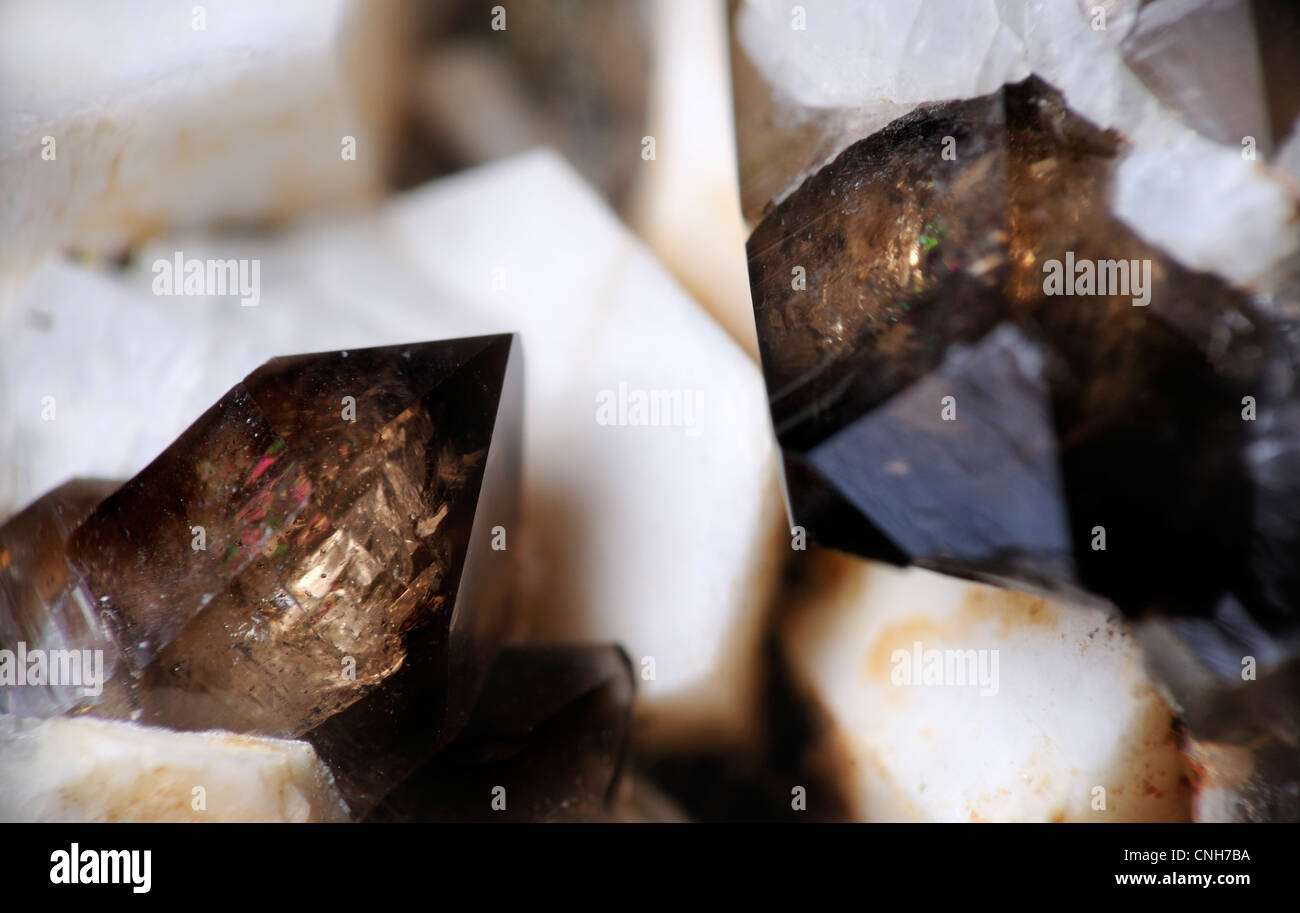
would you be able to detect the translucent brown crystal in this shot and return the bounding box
[2,335,522,814]
[749,77,1283,619]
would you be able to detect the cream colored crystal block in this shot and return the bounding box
[629,0,758,359]
[0,0,407,271]
[735,0,1298,291]
[383,151,785,747]
[786,551,1191,821]
[0,715,350,822]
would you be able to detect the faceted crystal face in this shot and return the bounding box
[733,0,1300,820]
[3,334,523,814]
[366,646,635,823]
[748,77,1286,630]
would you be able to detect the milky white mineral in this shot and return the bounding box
[628,0,758,359]
[0,0,407,273]
[379,154,786,747]
[0,715,350,822]
[785,552,1191,821]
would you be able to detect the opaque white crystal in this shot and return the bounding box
[629,0,759,359]
[785,553,1191,821]
[0,715,350,822]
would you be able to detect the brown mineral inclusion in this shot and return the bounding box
[62,334,522,812]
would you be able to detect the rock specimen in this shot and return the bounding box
[0,0,408,271]
[0,715,350,822]
[750,78,1276,610]
[785,551,1191,821]
[367,645,635,822]
[3,150,785,747]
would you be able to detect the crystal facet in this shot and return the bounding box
[366,645,634,822]
[746,77,1300,818]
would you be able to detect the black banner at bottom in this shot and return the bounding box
[1,823,1281,900]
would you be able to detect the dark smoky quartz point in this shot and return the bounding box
[749,76,1288,630]
[0,335,523,816]
[747,77,1300,817]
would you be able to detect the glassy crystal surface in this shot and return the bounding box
[365,645,634,822]
[750,77,1279,616]
[0,479,122,717]
[0,335,523,814]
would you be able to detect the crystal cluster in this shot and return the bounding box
[6,0,1299,825]
[739,3,1300,819]
[1,150,784,751]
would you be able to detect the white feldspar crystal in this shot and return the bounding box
[628,0,759,360]
[1,150,785,746]
[736,0,1299,291]
[786,552,1191,821]
[0,715,350,822]
[0,0,407,272]
[737,0,1028,110]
